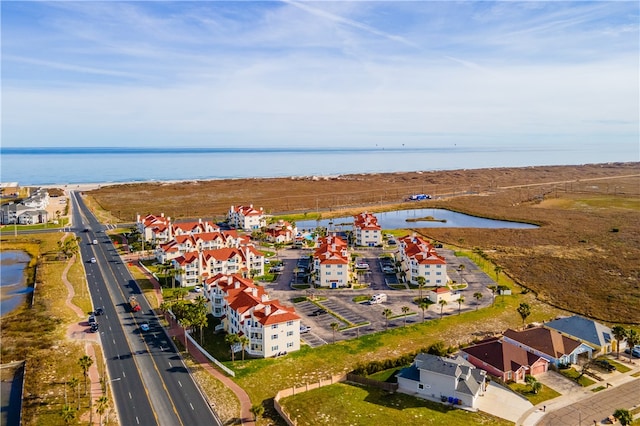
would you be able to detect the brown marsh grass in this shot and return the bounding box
[86,163,640,324]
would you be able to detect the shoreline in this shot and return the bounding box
[31,161,640,194]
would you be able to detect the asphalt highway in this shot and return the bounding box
[70,192,221,426]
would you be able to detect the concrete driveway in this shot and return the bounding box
[476,381,533,423]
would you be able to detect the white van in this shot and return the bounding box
[369,293,387,304]
[92,239,98,245]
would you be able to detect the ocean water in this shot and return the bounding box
[0,145,633,186]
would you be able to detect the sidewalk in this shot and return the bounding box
[518,363,640,425]
[61,246,103,425]
[132,260,255,426]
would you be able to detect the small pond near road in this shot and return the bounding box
[296,208,538,231]
[1,251,32,318]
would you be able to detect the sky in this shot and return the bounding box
[2,1,639,152]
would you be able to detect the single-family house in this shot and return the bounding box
[427,286,460,304]
[503,327,593,367]
[395,234,448,286]
[353,212,382,247]
[397,353,486,409]
[204,273,301,358]
[265,220,297,244]
[228,205,266,231]
[543,315,614,356]
[461,337,549,383]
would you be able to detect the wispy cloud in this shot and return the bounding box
[2,1,638,151]
[282,0,420,48]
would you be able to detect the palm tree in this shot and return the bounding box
[78,355,93,395]
[625,329,639,357]
[438,299,447,318]
[96,395,109,425]
[239,335,250,361]
[611,325,627,359]
[274,242,284,260]
[457,296,465,315]
[517,303,531,329]
[250,403,265,421]
[382,308,393,329]
[175,287,188,300]
[418,300,429,322]
[473,292,483,310]
[68,377,80,410]
[60,405,76,425]
[531,380,542,395]
[168,267,178,290]
[192,295,209,343]
[179,316,193,351]
[401,306,410,326]
[330,322,340,343]
[494,265,503,283]
[416,276,426,302]
[613,408,633,426]
[225,334,240,362]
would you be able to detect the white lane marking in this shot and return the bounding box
[129,392,132,399]
[136,416,140,424]
[123,371,126,378]
[168,362,172,368]
[178,380,182,388]
[190,402,194,410]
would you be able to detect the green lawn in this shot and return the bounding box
[508,382,561,405]
[605,358,631,373]
[279,382,511,426]
[558,368,597,387]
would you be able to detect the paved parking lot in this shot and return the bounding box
[264,245,497,346]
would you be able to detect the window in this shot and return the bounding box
[271,345,279,352]
[286,331,293,337]
[287,342,294,348]
[271,324,278,329]
[271,334,278,340]
[286,321,293,326]
[436,272,442,276]
[418,384,424,390]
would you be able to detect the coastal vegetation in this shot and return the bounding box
[86,163,640,324]
[0,235,100,425]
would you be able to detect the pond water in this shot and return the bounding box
[296,208,538,231]
[1,251,32,317]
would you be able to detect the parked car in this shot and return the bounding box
[310,309,327,316]
[90,323,99,333]
[94,307,104,316]
[193,285,202,292]
[88,315,96,325]
[355,262,369,269]
[382,267,395,274]
[593,359,616,372]
[300,325,311,333]
[624,346,640,358]
[140,322,150,332]
[90,257,96,263]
